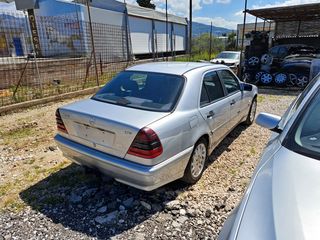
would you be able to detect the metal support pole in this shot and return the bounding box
[165,0,168,61]
[239,0,248,78]
[254,17,257,31]
[86,0,99,86]
[209,22,213,61]
[189,0,192,58]
[263,20,266,31]
[124,8,131,62]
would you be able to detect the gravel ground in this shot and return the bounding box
[0,91,297,240]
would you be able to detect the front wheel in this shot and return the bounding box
[182,139,208,184]
[244,97,257,125]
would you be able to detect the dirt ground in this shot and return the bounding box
[0,90,298,239]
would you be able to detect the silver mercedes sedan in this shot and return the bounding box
[219,76,320,240]
[55,62,258,191]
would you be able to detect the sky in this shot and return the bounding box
[0,0,319,29]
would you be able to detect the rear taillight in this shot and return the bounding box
[55,109,68,134]
[127,127,163,159]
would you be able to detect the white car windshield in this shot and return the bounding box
[92,71,185,112]
[286,83,320,160]
[217,52,239,59]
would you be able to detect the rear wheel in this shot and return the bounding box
[182,139,208,184]
[244,97,257,125]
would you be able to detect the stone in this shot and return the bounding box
[186,209,197,217]
[69,193,82,204]
[140,201,151,211]
[119,205,125,211]
[107,201,117,210]
[48,146,57,151]
[95,211,118,225]
[171,221,181,229]
[179,209,186,215]
[97,206,108,213]
[177,216,188,224]
[165,200,180,210]
[205,209,212,218]
[123,197,134,208]
[82,188,98,198]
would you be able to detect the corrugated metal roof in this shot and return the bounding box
[247,3,320,22]
[126,4,187,25]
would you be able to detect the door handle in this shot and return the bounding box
[207,110,215,119]
[230,99,236,106]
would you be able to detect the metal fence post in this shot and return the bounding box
[86,0,99,86]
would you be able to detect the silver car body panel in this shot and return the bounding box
[55,62,258,190]
[219,78,320,239]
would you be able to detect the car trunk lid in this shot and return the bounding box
[59,99,169,158]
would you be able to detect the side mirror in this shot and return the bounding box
[240,83,253,91]
[256,113,282,133]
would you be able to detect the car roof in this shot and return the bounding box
[126,62,227,75]
[219,51,240,53]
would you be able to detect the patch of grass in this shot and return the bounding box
[250,147,256,155]
[1,127,34,140]
[257,95,265,103]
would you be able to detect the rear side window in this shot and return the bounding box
[218,70,240,95]
[200,71,225,107]
[92,71,185,112]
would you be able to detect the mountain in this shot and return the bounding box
[192,22,234,37]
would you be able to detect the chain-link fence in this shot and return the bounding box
[0,11,134,107]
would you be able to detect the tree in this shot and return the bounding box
[137,0,156,9]
[226,32,237,50]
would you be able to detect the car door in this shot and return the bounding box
[217,69,244,129]
[198,71,230,147]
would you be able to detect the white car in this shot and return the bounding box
[210,51,241,69]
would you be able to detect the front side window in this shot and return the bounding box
[285,87,320,160]
[200,71,225,107]
[218,70,240,95]
[92,71,185,112]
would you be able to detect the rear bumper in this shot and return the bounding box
[55,135,193,191]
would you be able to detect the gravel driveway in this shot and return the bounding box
[0,90,297,240]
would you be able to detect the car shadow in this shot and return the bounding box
[206,124,248,167]
[19,124,248,239]
[258,87,301,96]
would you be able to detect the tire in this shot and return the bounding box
[274,72,288,86]
[243,72,252,83]
[259,72,273,85]
[182,138,208,184]
[287,73,297,87]
[255,71,264,83]
[260,54,273,65]
[295,74,309,88]
[248,56,260,67]
[244,97,257,125]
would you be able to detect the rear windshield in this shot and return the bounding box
[92,71,185,112]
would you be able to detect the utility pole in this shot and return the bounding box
[239,0,248,78]
[166,0,168,61]
[209,21,213,61]
[189,0,192,58]
[86,0,99,86]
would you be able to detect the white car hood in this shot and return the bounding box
[236,146,320,240]
[211,58,238,64]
